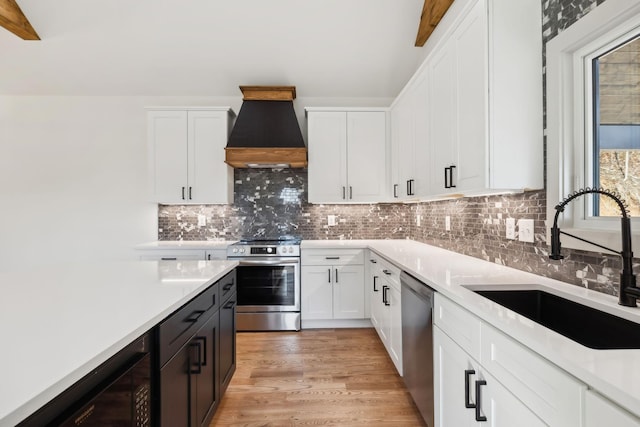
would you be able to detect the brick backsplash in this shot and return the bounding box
[159,0,635,298]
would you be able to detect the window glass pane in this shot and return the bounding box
[593,34,640,216]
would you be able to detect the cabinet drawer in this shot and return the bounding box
[219,270,236,303]
[481,323,585,426]
[302,249,364,266]
[158,282,219,367]
[376,257,401,290]
[434,294,481,360]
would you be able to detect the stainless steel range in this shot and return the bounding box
[227,237,301,331]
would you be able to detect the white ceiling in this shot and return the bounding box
[0,0,426,98]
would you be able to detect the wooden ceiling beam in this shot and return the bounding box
[0,0,39,40]
[415,0,454,47]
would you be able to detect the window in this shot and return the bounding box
[547,0,640,252]
[590,34,640,217]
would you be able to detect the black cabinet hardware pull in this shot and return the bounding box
[370,259,377,264]
[382,285,390,306]
[464,369,476,408]
[444,167,449,189]
[224,301,236,309]
[475,380,487,422]
[325,256,340,260]
[195,336,207,366]
[393,184,398,198]
[373,276,379,292]
[182,186,185,200]
[335,268,339,283]
[449,166,456,188]
[382,269,392,275]
[207,254,211,260]
[186,310,205,323]
[407,179,415,196]
[328,268,331,283]
[223,283,233,291]
[190,341,202,374]
[342,186,346,199]
[188,186,192,200]
[349,186,353,199]
[160,257,177,261]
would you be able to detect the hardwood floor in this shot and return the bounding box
[211,328,427,427]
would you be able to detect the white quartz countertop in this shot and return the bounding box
[136,240,236,250]
[0,260,237,427]
[133,239,640,415]
[318,239,640,418]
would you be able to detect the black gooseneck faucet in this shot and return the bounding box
[550,187,640,307]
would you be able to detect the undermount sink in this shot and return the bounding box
[471,288,640,350]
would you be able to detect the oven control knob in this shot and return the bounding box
[240,248,246,253]
[267,247,273,254]
[232,248,238,253]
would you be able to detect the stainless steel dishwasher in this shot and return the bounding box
[401,271,435,427]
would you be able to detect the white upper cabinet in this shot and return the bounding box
[428,43,458,195]
[392,0,543,199]
[390,72,431,200]
[147,107,235,204]
[306,108,388,204]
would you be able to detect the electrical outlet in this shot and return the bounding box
[445,215,451,231]
[328,215,336,226]
[197,214,206,227]
[518,219,535,243]
[416,214,421,227]
[505,218,516,240]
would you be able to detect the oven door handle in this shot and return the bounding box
[235,258,300,266]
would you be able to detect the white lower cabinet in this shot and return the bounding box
[434,326,545,427]
[585,390,640,427]
[434,294,585,426]
[301,249,365,321]
[368,251,402,375]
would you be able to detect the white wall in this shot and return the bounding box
[0,95,392,269]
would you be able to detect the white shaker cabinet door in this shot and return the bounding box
[148,110,189,203]
[301,265,334,320]
[187,110,233,204]
[307,111,348,203]
[332,264,365,319]
[428,43,457,195]
[453,0,487,193]
[346,111,386,202]
[434,326,477,427]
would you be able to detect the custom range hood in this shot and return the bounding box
[225,86,307,168]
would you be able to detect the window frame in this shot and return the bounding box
[546,0,640,253]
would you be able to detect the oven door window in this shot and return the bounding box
[236,265,295,306]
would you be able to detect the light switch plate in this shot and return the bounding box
[328,215,336,226]
[197,214,206,227]
[518,219,535,243]
[506,218,516,240]
[445,216,451,231]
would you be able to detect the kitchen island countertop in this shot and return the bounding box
[0,259,237,427]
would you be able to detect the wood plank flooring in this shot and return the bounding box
[211,328,427,427]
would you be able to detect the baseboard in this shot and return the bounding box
[301,319,373,329]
